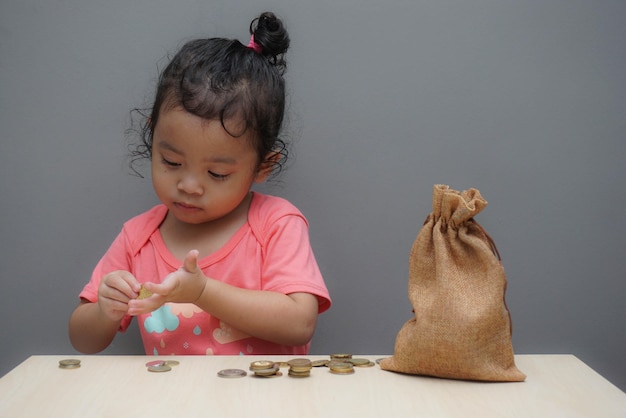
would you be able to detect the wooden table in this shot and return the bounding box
[1,354,624,417]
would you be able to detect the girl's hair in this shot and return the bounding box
[129,12,290,176]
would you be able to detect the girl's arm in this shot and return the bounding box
[69,301,122,353]
[196,285,319,346]
[127,250,319,346]
[69,270,141,353]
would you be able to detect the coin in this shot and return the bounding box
[287,358,312,372]
[163,360,180,367]
[348,358,373,367]
[137,285,153,300]
[328,361,352,369]
[311,359,329,367]
[330,353,352,360]
[328,361,354,375]
[287,358,311,366]
[249,360,281,377]
[252,365,280,376]
[217,368,247,378]
[59,359,81,369]
[147,364,172,373]
[327,360,350,368]
[254,370,283,378]
[288,369,311,378]
[249,360,276,371]
[354,361,375,368]
[330,368,355,375]
[145,360,165,367]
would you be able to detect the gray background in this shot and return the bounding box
[1,0,625,391]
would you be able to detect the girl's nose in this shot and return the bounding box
[177,174,203,195]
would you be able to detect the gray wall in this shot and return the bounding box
[1,0,625,391]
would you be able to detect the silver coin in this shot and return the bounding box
[59,359,81,369]
[217,368,247,378]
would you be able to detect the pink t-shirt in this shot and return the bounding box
[79,192,331,356]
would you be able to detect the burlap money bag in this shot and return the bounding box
[380,184,525,382]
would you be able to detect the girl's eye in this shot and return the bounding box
[161,157,180,167]
[209,171,228,180]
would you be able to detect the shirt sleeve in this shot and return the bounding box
[260,213,332,314]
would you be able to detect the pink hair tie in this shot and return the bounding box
[247,34,262,54]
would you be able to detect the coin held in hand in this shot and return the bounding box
[137,284,153,299]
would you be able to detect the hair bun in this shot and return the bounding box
[250,12,290,71]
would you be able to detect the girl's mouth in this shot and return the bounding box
[175,202,201,211]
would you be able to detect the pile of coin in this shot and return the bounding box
[145,359,179,373]
[287,358,313,378]
[328,354,375,371]
[58,359,81,370]
[218,354,375,379]
[249,360,282,378]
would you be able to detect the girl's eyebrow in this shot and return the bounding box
[206,156,237,164]
[156,139,237,164]
[156,140,182,154]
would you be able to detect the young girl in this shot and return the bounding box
[69,12,331,356]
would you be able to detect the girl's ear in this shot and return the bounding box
[254,152,281,183]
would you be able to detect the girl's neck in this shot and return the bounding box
[160,192,253,261]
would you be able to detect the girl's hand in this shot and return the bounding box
[127,250,207,315]
[97,270,141,321]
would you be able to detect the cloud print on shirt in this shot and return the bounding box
[143,305,180,333]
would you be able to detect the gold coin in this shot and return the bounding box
[287,358,312,367]
[287,359,312,373]
[348,358,371,366]
[217,368,247,378]
[249,360,276,371]
[330,368,355,375]
[330,353,352,360]
[311,359,329,367]
[290,366,313,373]
[354,361,375,368]
[147,364,172,373]
[288,370,311,378]
[288,369,311,375]
[254,371,283,378]
[252,365,280,376]
[137,285,153,300]
[327,360,351,368]
[328,362,354,372]
[163,360,180,366]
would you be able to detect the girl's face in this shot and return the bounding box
[151,107,270,225]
